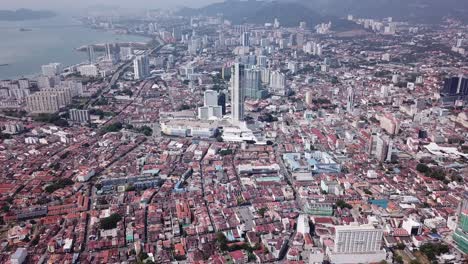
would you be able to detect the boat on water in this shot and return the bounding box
[0,64,9,67]
[19,28,33,32]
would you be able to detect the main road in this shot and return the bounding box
[86,36,165,109]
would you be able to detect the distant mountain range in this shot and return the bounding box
[177,0,356,30]
[0,9,56,21]
[294,0,468,23]
[177,0,468,26]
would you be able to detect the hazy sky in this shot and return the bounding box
[0,0,222,10]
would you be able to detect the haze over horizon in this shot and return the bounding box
[0,0,223,11]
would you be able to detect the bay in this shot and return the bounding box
[0,15,149,80]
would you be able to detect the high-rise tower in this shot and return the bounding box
[231,63,245,123]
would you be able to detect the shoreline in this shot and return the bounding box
[75,41,150,52]
[0,23,152,81]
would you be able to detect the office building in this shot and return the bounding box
[41,63,62,77]
[199,90,222,120]
[41,88,72,107]
[87,45,96,63]
[382,53,391,61]
[62,80,84,97]
[78,64,99,77]
[289,33,297,47]
[296,33,305,48]
[198,106,223,120]
[334,224,383,253]
[231,63,245,123]
[239,54,256,66]
[297,214,310,234]
[218,92,226,115]
[37,76,54,89]
[3,122,25,135]
[182,65,195,78]
[43,87,72,105]
[120,47,133,61]
[167,54,175,66]
[244,67,263,99]
[305,42,323,56]
[335,225,377,252]
[26,92,60,114]
[329,224,386,264]
[257,55,268,68]
[288,61,297,73]
[346,86,355,113]
[260,38,270,47]
[188,38,201,54]
[392,74,399,84]
[70,109,90,123]
[305,91,313,106]
[274,18,280,28]
[134,55,150,80]
[161,120,218,138]
[368,134,390,162]
[204,90,219,107]
[402,218,422,236]
[453,200,468,254]
[8,88,30,100]
[18,79,30,89]
[241,32,250,47]
[441,75,468,102]
[10,248,27,264]
[260,68,270,84]
[270,71,287,96]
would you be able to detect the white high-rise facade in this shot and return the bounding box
[198,106,222,120]
[260,68,271,84]
[329,224,386,264]
[41,63,62,77]
[241,32,250,47]
[244,67,262,99]
[78,64,99,77]
[231,63,245,124]
[120,47,133,61]
[270,71,286,95]
[134,55,150,80]
[297,214,310,234]
[334,225,383,253]
[305,91,313,105]
[26,92,61,114]
[204,90,218,107]
[199,90,222,120]
[70,109,90,123]
[274,18,280,28]
[257,56,268,68]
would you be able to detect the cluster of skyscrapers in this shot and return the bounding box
[228,60,289,124]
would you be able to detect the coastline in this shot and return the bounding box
[0,16,152,80]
